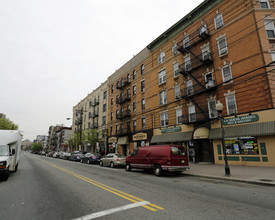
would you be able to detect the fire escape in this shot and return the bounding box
[115,77,131,136]
[177,24,217,124]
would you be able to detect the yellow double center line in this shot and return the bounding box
[38,158,164,212]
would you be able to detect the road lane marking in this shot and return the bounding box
[72,201,150,220]
[36,158,164,212]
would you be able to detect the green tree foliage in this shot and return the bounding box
[0,117,18,130]
[31,142,43,153]
[83,129,99,148]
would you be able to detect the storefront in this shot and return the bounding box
[117,136,129,156]
[107,137,117,153]
[151,125,193,155]
[130,130,153,154]
[210,110,275,167]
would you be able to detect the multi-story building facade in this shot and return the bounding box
[72,81,108,153]
[106,0,275,167]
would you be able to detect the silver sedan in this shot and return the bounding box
[99,153,126,168]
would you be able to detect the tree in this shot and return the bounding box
[0,117,18,130]
[83,129,99,150]
[31,142,43,153]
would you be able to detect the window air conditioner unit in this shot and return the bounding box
[220,48,228,55]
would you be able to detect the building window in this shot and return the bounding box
[176,108,183,124]
[158,69,166,85]
[141,64,144,75]
[116,125,119,135]
[133,120,136,133]
[133,102,136,114]
[174,85,181,99]
[172,43,178,55]
[103,104,106,112]
[133,85,136,96]
[208,100,217,118]
[215,13,224,29]
[111,112,113,121]
[142,118,146,130]
[188,104,196,122]
[111,85,114,93]
[127,88,131,98]
[202,45,210,61]
[260,0,270,8]
[158,51,165,64]
[183,36,190,48]
[225,137,259,155]
[159,90,167,105]
[133,70,136,80]
[103,91,107,99]
[160,111,168,127]
[199,24,208,36]
[222,65,233,83]
[127,74,131,83]
[264,20,275,38]
[141,98,145,111]
[217,36,228,56]
[110,126,113,135]
[186,80,194,95]
[173,61,179,78]
[226,94,237,115]
[205,72,214,88]
[102,116,106,125]
[141,80,145,93]
[184,56,191,72]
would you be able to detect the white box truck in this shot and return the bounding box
[0,130,22,181]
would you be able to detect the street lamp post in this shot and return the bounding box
[216,100,231,177]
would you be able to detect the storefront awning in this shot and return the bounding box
[193,127,209,139]
[117,136,129,145]
[151,132,193,143]
[209,121,275,139]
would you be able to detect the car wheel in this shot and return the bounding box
[110,162,115,168]
[100,161,103,166]
[125,163,131,172]
[154,165,163,176]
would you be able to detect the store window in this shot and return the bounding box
[225,137,259,155]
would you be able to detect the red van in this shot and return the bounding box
[125,145,189,176]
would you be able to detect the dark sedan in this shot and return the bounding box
[81,153,101,164]
[69,151,85,162]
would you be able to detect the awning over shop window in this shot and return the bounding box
[151,132,193,143]
[209,121,275,139]
[117,136,129,145]
[193,127,209,139]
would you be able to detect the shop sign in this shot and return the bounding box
[222,114,259,126]
[161,127,181,134]
[133,133,147,141]
[108,137,117,143]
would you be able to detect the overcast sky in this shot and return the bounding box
[0,0,204,141]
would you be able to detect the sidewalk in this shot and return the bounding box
[184,163,275,186]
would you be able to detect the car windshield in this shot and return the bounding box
[171,146,186,156]
[115,154,125,158]
[0,145,9,156]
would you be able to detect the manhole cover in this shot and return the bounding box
[259,179,274,182]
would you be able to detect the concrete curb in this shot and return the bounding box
[183,173,275,187]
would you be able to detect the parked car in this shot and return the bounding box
[99,153,126,168]
[69,151,85,162]
[59,152,71,160]
[47,151,56,157]
[81,153,101,164]
[125,145,189,176]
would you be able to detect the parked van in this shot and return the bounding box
[0,130,22,181]
[125,145,189,176]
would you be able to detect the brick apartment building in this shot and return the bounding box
[106,0,275,167]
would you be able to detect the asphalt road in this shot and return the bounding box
[1,152,275,220]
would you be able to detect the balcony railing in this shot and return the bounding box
[116,110,131,119]
[116,79,131,90]
[179,52,213,75]
[177,26,210,53]
[181,79,217,98]
[116,94,131,104]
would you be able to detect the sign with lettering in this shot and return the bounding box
[108,137,117,143]
[133,133,147,141]
[222,114,259,126]
[161,127,182,134]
